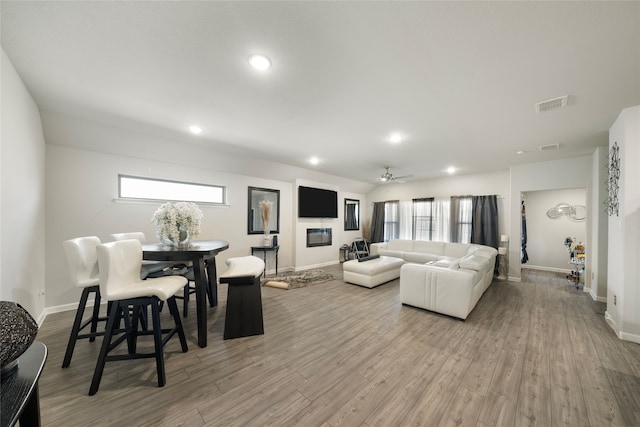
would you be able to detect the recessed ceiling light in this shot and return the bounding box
[189,126,202,135]
[517,150,525,155]
[389,133,403,144]
[309,157,319,165]
[248,54,271,71]
[446,166,456,174]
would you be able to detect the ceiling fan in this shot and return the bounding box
[377,166,413,183]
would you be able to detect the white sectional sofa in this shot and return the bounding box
[370,240,497,319]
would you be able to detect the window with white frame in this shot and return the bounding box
[412,198,434,240]
[383,201,399,241]
[453,196,473,243]
[118,175,226,204]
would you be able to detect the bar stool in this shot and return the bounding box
[88,239,188,396]
[112,232,212,317]
[219,256,265,340]
[61,236,107,368]
[110,232,174,278]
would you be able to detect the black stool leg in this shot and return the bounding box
[183,284,190,317]
[62,287,91,368]
[89,301,121,395]
[150,298,166,387]
[89,290,102,342]
[128,305,140,354]
[167,296,188,352]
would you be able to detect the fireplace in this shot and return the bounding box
[306,228,332,247]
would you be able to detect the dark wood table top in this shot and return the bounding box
[142,240,229,261]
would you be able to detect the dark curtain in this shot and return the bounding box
[345,203,357,229]
[521,199,529,263]
[370,202,386,243]
[471,195,499,249]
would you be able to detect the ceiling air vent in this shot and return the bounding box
[539,143,560,151]
[535,95,568,113]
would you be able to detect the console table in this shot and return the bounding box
[251,245,279,276]
[1,341,47,427]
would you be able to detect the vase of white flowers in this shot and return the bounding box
[152,201,203,249]
[259,199,272,246]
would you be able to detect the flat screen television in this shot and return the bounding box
[298,186,338,218]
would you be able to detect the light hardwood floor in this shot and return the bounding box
[35,266,640,426]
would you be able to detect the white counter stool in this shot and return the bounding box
[112,232,214,317]
[110,232,174,278]
[219,256,265,340]
[88,239,188,396]
[61,236,108,368]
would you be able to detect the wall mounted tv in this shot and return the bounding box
[298,186,338,218]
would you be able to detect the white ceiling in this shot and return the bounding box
[2,1,639,184]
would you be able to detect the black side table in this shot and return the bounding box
[251,246,279,276]
[1,341,48,427]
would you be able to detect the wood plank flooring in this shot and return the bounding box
[34,266,640,426]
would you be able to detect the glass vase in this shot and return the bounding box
[162,226,190,249]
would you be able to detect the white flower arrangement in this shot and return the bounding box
[152,201,203,246]
[259,199,272,235]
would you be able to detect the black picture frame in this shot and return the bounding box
[344,199,359,231]
[248,187,280,234]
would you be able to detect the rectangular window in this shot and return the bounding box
[412,198,434,241]
[452,196,473,243]
[118,175,225,204]
[384,201,399,242]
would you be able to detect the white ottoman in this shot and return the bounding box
[343,256,404,288]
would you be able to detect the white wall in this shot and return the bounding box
[293,179,366,270]
[43,113,368,308]
[521,188,587,272]
[0,49,46,319]
[509,156,593,282]
[365,169,510,244]
[606,105,640,342]
[590,146,609,302]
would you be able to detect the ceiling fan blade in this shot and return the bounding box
[393,174,413,181]
[389,174,413,183]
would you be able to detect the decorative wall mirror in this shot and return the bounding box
[344,199,360,231]
[248,187,280,234]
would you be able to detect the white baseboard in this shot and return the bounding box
[619,331,640,344]
[507,275,521,282]
[38,298,106,326]
[521,265,571,274]
[294,260,340,272]
[605,311,619,336]
[589,288,607,302]
[605,311,640,344]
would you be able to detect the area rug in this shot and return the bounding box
[261,269,336,290]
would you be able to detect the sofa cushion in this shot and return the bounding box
[443,242,475,258]
[466,246,479,256]
[433,259,460,269]
[379,249,407,259]
[386,240,415,252]
[343,256,404,275]
[412,241,445,256]
[459,254,489,271]
[436,256,458,262]
[405,252,439,263]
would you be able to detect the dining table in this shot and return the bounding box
[142,240,229,348]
